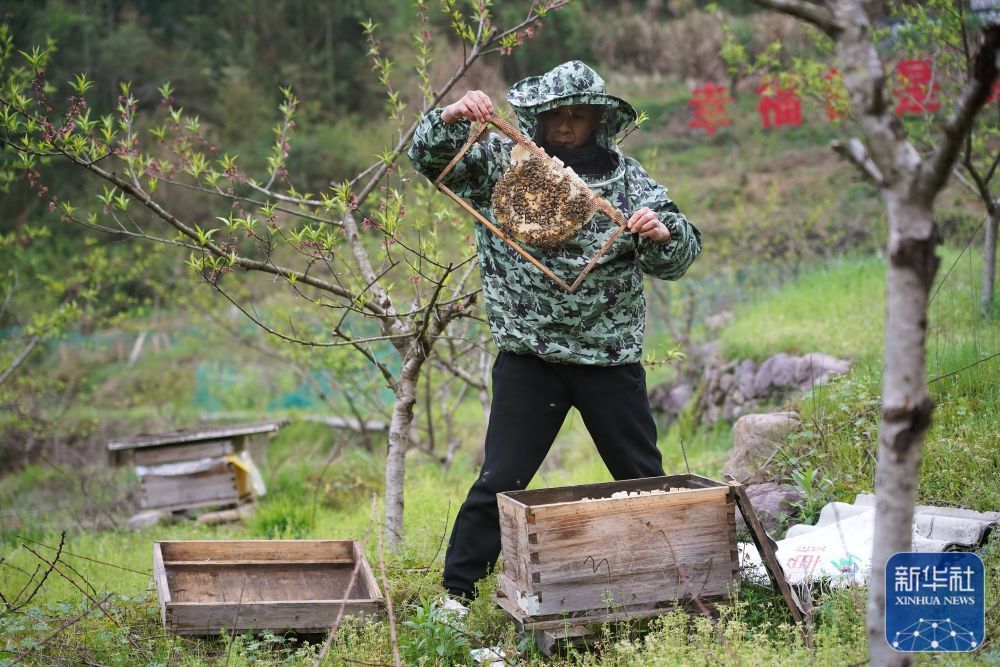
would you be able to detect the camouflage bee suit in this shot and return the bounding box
[408,60,702,365]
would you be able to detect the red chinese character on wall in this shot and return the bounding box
[821,68,847,121]
[987,74,1000,104]
[756,83,802,129]
[688,83,732,135]
[894,59,940,115]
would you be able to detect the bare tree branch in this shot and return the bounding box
[831,0,921,187]
[11,593,112,663]
[748,0,839,36]
[1,531,63,616]
[431,355,487,391]
[918,25,1000,202]
[953,166,992,207]
[74,157,391,319]
[832,138,884,186]
[0,335,39,388]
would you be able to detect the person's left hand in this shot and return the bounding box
[626,207,670,242]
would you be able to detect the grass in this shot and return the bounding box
[6,249,998,662]
[714,245,1000,513]
[7,240,995,663]
[717,254,887,363]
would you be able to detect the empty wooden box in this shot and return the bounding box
[153,540,383,635]
[497,474,738,618]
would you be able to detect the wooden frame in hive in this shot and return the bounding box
[434,114,627,293]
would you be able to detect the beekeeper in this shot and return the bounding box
[408,60,702,603]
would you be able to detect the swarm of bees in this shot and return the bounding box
[491,144,597,250]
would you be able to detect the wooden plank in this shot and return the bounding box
[527,496,730,559]
[134,440,234,466]
[354,542,384,604]
[498,573,542,616]
[523,565,732,616]
[507,553,733,617]
[498,495,531,593]
[166,600,383,635]
[726,492,741,588]
[501,474,725,508]
[528,485,729,523]
[495,590,715,632]
[527,535,733,586]
[163,559,354,567]
[535,625,593,656]
[159,540,356,563]
[153,543,171,628]
[142,465,239,510]
[166,565,368,603]
[726,479,809,635]
[146,497,241,514]
[529,540,735,588]
[109,420,285,451]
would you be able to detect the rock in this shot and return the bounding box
[649,349,851,427]
[704,310,734,332]
[648,382,693,416]
[736,482,805,537]
[734,359,757,397]
[753,352,851,396]
[724,411,801,483]
[128,509,174,530]
[196,502,256,525]
[698,340,723,363]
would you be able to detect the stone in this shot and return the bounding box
[736,482,805,537]
[724,411,801,483]
[734,358,757,398]
[128,509,174,530]
[704,310,734,332]
[651,349,851,427]
[648,382,693,416]
[752,352,851,396]
[196,502,256,525]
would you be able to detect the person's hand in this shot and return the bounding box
[442,90,494,124]
[626,207,670,242]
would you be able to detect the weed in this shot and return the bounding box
[788,465,835,525]
[401,597,480,666]
[249,495,312,539]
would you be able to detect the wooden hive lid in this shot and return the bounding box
[108,420,287,451]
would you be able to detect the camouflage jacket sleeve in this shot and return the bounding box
[407,109,507,209]
[625,157,703,280]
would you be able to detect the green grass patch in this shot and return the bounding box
[718,254,887,363]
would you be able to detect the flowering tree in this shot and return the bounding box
[737,1,998,663]
[882,0,1000,317]
[0,0,569,548]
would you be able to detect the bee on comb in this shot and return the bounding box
[434,114,627,292]
[491,144,598,250]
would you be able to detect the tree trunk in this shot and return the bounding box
[867,196,939,666]
[982,206,998,317]
[383,351,424,549]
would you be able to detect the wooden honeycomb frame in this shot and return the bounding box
[434,113,626,293]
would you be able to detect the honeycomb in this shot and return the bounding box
[491,144,597,250]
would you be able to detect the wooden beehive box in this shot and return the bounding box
[497,474,738,618]
[108,421,284,511]
[153,540,383,635]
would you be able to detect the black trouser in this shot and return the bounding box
[442,351,664,599]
